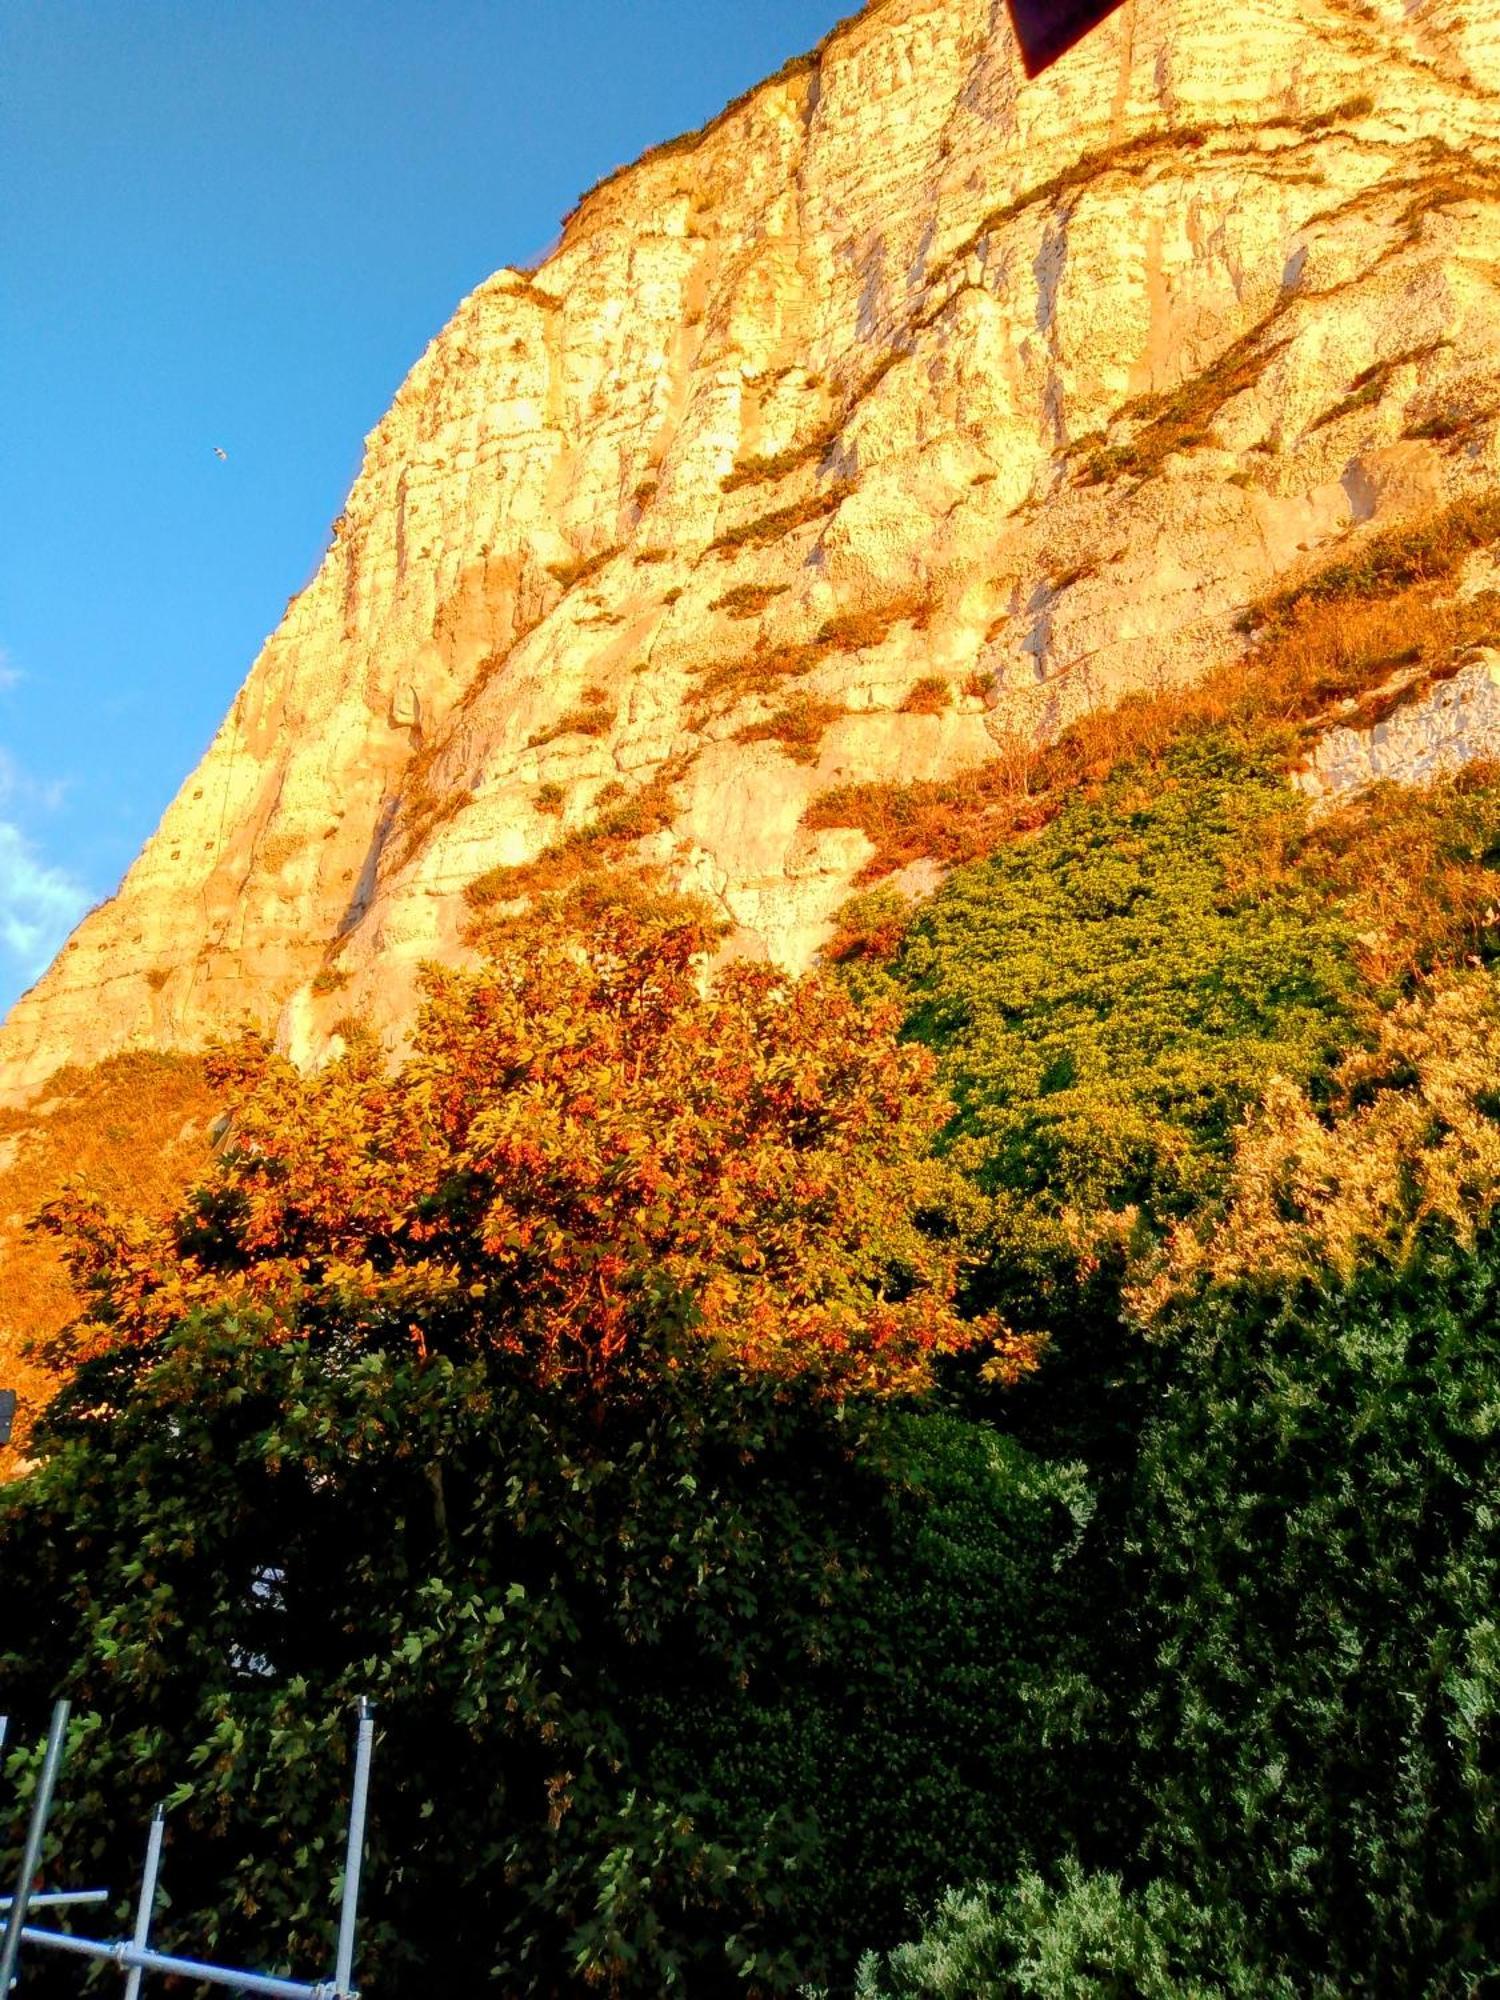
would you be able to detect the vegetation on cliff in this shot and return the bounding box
[3,889,1058,1992]
[804,495,1500,880]
[9,574,1500,1993]
[9,0,1500,1976]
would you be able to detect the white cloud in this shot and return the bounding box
[0,674,92,1000]
[0,744,71,815]
[0,819,90,989]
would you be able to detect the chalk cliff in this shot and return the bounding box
[5,0,1500,1100]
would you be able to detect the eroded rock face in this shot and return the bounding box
[6,0,1500,1098]
[1297,651,1500,798]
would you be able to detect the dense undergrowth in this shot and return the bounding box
[7,502,1500,1994]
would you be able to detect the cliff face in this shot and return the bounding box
[5,0,1500,1098]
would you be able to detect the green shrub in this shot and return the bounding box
[891,736,1360,1308]
[850,1232,1500,2000]
[1127,1240,1500,1993]
[854,1862,1273,1998]
[0,1321,1089,1995]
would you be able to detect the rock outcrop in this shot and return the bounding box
[5,0,1500,1100]
[1295,549,1500,797]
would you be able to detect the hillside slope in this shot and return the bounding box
[4,0,1500,1102]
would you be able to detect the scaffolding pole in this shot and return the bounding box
[4,1699,376,1999]
[15,1928,347,2000]
[121,1805,164,2000]
[0,1700,70,1996]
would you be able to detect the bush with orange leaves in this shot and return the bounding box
[6,887,1066,1997]
[43,885,1029,1397]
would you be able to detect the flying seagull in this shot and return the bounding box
[1007,0,1129,75]
[213,445,228,462]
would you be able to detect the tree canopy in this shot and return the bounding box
[43,887,1031,1398]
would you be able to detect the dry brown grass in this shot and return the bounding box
[1077,304,1291,484]
[502,277,563,312]
[720,440,829,494]
[1295,92,1375,132]
[393,733,469,866]
[0,1050,218,1473]
[1309,341,1450,433]
[463,766,687,909]
[547,545,622,592]
[1405,399,1496,447]
[709,483,850,555]
[527,691,617,750]
[1298,761,1500,990]
[937,128,1209,287]
[1400,171,1500,241]
[1046,559,1099,594]
[803,765,1046,880]
[900,676,952,715]
[692,593,933,716]
[458,649,511,713]
[733,694,845,764]
[1245,492,1500,627]
[711,583,788,619]
[694,639,831,708]
[714,338,915,519]
[805,494,1500,880]
[820,595,932,647]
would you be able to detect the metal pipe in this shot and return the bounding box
[17,1928,344,2000]
[0,1699,71,1996]
[332,1699,375,1999]
[0,1893,108,1913]
[122,1805,165,2000]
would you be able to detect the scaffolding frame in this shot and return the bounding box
[0,1699,375,1999]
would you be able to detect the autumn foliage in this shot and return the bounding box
[0,1050,216,1471]
[43,887,1017,1397]
[1134,968,1500,1312]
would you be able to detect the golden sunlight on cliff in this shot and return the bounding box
[0,1052,217,1472]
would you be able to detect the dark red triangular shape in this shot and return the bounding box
[1006,0,1129,76]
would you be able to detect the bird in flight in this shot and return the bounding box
[213,446,228,462]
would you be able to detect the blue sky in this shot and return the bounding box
[0,0,841,1015]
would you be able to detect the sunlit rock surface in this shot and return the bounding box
[5,0,1500,1098]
